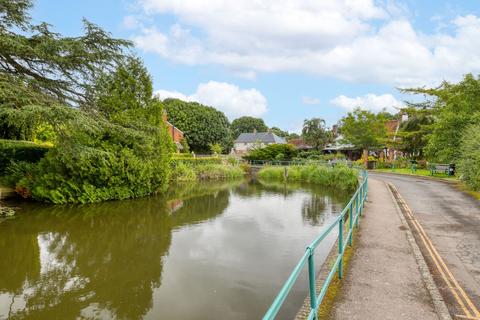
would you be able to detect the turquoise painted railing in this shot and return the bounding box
[248,159,354,167]
[263,170,368,320]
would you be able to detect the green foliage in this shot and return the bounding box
[231,116,268,139]
[194,164,244,180]
[302,118,330,150]
[171,162,243,182]
[0,0,131,108]
[403,74,480,162]
[243,144,297,161]
[457,124,480,191]
[83,56,157,125]
[5,104,172,204]
[286,132,300,140]
[163,98,232,153]
[397,107,434,157]
[171,162,197,182]
[179,138,190,153]
[340,109,387,151]
[2,160,35,187]
[270,127,289,138]
[172,157,222,166]
[209,143,223,155]
[0,139,50,174]
[258,164,359,192]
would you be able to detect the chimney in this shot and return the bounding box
[332,124,338,137]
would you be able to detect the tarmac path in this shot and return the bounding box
[370,172,480,319]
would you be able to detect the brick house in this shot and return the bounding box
[163,113,185,151]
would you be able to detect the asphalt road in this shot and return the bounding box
[369,172,480,317]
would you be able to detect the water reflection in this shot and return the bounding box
[0,179,349,320]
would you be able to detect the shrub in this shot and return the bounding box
[0,139,50,174]
[244,144,297,161]
[209,143,223,155]
[457,124,480,191]
[3,161,35,188]
[258,164,359,192]
[7,105,173,204]
[171,162,197,182]
[226,155,240,166]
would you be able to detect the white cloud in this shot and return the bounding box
[122,15,140,29]
[302,96,321,105]
[330,94,403,113]
[130,1,480,87]
[155,81,268,119]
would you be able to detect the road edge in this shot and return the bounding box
[370,170,457,184]
[385,181,452,320]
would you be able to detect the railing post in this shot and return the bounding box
[348,201,353,246]
[355,193,359,227]
[338,218,343,279]
[307,247,317,319]
[360,185,364,216]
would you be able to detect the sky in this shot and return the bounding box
[32,0,480,133]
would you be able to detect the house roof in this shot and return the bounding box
[323,134,357,151]
[166,121,184,134]
[288,138,314,149]
[235,132,286,144]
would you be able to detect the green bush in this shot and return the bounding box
[0,139,50,174]
[258,164,359,192]
[6,105,173,204]
[244,144,297,161]
[457,124,480,191]
[171,162,197,182]
[172,153,194,159]
[171,162,243,182]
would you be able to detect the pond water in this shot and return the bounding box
[0,179,350,320]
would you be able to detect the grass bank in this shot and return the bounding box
[258,164,359,192]
[171,162,244,182]
[373,168,454,180]
[372,168,480,200]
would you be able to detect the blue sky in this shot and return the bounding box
[32,0,480,132]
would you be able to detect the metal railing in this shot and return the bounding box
[248,159,353,167]
[262,170,368,320]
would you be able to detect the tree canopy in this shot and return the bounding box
[0,0,131,108]
[301,118,329,150]
[402,73,480,163]
[163,98,232,153]
[231,116,268,139]
[396,107,434,158]
[340,109,387,151]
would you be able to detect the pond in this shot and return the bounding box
[0,179,350,320]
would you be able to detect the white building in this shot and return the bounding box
[233,131,286,154]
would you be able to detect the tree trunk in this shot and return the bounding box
[363,149,369,168]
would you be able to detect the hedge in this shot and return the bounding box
[0,139,50,174]
[172,157,222,166]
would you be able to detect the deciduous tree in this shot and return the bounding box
[231,116,268,139]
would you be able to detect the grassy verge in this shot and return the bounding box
[373,168,480,201]
[373,168,455,179]
[318,243,355,319]
[454,181,480,200]
[257,164,359,192]
[171,162,244,182]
